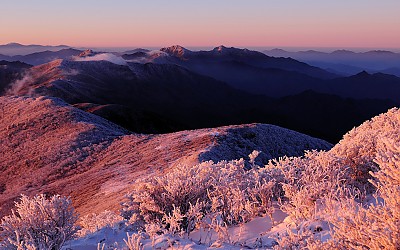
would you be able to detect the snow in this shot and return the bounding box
[63,208,288,250]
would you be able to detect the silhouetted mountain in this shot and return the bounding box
[375,67,400,77]
[121,51,149,61]
[0,48,82,65]
[151,46,400,102]
[121,48,150,54]
[156,45,338,79]
[269,90,396,142]
[120,45,339,97]
[264,48,400,76]
[8,59,276,131]
[0,43,70,56]
[13,48,83,65]
[324,71,400,102]
[4,58,396,142]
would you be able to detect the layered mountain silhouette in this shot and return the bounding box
[0,42,70,56]
[0,48,82,66]
[0,96,332,217]
[122,46,400,102]
[264,48,400,77]
[134,45,339,97]
[1,45,399,142]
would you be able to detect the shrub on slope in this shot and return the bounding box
[121,157,276,237]
[121,108,400,248]
[0,194,78,250]
[268,108,400,249]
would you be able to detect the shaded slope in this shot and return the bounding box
[8,59,276,130]
[325,71,400,102]
[73,103,186,134]
[5,59,397,143]
[270,90,397,142]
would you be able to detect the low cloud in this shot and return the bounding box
[64,68,80,76]
[6,73,35,96]
[73,53,127,66]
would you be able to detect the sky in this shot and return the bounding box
[1,0,400,49]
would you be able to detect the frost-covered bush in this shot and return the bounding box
[0,194,78,250]
[118,108,400,248]
[121,162,216,232]
[321,138,400,249]
[264,150,348,222]
[330,108,400,190]
[122,153,276,236]
[124,232,144,250]
[79,210,123,236]
[208,159,276,225]
[268,108,400,249]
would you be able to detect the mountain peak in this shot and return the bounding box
[355,70,371,77]
[4,42,23,47]
[214,45,228,52]
[331,49,355,54]
[270,48,288,53]
[78,49,96,57]
[160,45,191,58]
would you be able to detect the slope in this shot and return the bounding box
[0,96,332,217]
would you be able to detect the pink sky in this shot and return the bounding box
[1,0,399,49]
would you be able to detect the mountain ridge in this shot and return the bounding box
[0,96,332,217]
[3,58,397,142]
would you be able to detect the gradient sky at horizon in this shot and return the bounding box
[1,0,400,49]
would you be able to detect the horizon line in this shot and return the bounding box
[2,42,400,53]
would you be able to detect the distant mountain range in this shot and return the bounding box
[119,45,400,101]
[264,48,400,77]
[0,48,82,65]
[0,42,70,56]
[1,53,396,142]
[0,44,399,142]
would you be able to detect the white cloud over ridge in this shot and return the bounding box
[73,53,127,66]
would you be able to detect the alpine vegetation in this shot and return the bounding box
[0,195,78,250]
[0,108,399,249]
[118,108,400,249]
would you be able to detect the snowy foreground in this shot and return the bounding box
[64,206,289,250]
[1,107,399,249]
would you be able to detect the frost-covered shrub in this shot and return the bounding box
[0,194,78,250]
[122,153,276,236]
[269,108,400,249]
[330,108,400,190]
[79,210,123,236]
[121,162,216,232]
[322,138,400,249]
[208,159,276,225]
[267,108,400,249]
[124,232,144,250]
[265,150,348,222]
[118,108,399,247]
